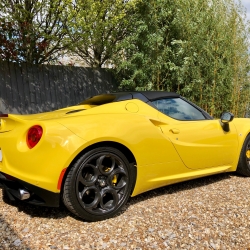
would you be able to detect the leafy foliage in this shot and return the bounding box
[114,0,180,91]
[113,0,250,117]
[0,0,249,117]
[174,0,250,117]
[65,0,137,68]
[0,0,70,64]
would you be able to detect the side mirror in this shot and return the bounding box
[220,112,234,123]
[220,112,234,132]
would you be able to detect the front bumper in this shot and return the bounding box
[0,172,60,207]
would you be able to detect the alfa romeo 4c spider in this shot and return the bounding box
[0,91,249,221]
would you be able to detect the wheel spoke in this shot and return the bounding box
[79,186,101,209]
[246,158,250,166]
[100,187,119,210]
[78,164,98,186]
[96,155,115,175]
[78,175,87,186]
[107,168,128,190]
[96,155,105,168]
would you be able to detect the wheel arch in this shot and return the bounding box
[59,141,137,193]
[235,131,250,163]
[236,132,250,176]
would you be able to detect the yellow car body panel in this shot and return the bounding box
[157,111,239,169]
[0,117,86,192]
[0,92,249,208]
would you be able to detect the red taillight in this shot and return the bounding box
[0,114,8,117]
[27,125,43,149]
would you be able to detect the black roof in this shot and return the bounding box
[138,91,179,101]
[80,91,179,105]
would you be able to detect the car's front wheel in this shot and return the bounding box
[62,147,136,221]
[236,134,250,177]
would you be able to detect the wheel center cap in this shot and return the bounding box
[98,178,106,187]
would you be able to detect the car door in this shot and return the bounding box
[152,97,239,169]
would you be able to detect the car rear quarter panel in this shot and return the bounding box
[0,117,86,192]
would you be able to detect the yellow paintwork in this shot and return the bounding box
[0,99,249,197]
[157,112,239,169]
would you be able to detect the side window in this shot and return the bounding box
[152,98,206,120]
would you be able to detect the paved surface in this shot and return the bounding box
[1,173,250,249]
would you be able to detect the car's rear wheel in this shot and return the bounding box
[62,147,136,221]
[236,134,250,177]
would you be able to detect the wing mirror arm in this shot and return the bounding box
[220,112,234,132]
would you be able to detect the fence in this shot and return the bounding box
[0,62,117,114]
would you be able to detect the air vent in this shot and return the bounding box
[66,109,85,114]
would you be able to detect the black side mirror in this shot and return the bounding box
[220,112,234,132]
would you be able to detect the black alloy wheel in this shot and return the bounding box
[62,147,136,221]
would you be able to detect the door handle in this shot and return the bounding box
[170,128,180,134]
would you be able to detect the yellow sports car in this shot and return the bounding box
[0,91,249,221]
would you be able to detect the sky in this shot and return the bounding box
[241,0,250,21]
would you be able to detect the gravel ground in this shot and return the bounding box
[1,173,250,250]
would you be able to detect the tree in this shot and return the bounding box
[0,0,71,64]
[114,0,180,91]
[114,0,250,117]
[174,0,250,117]
[66,0,137,68]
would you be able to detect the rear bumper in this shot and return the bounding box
[0,172,60,207]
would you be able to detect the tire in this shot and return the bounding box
[236,134,250,177]
[62,147,136,221]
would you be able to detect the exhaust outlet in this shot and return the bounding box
[19,189,30,200]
